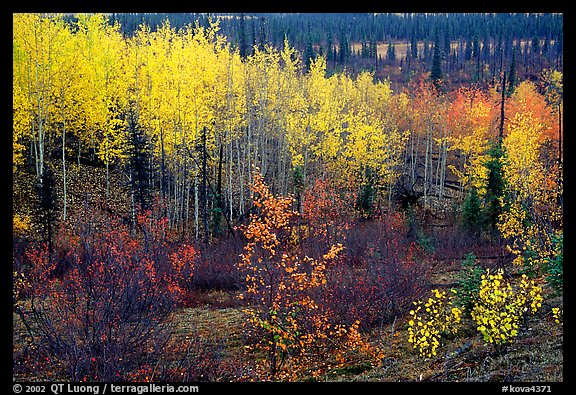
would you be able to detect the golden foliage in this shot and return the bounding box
[407,289,462,358]
[13,214,31,236]
[498,109,562,270]
[471,269,542,346]
[238,169,380,380]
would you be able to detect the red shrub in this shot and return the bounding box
[301,178,356,244]
[318,212,429,330]
[18,206,194,381]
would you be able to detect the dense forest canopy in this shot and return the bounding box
[101,13,563,86]
[13,12,563,382]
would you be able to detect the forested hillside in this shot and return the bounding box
[13,13,563,383]
[104,13,563,88]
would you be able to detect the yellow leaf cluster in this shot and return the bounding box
[471,269,542,346]
[551,306,563,325]
[407,289,462,359]
[13,214,31,236]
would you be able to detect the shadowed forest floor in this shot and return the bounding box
[159,276,563,382]
[15,283,561,382]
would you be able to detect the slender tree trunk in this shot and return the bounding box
[160,127,166,215]
[499,73,506,146]
[185,175,190,239]
[62,113,67,221]
[130,170,136,231]
[201,126,209,244]
[558,105,562,167]
[439,139,447,202]
[215,144,224,236]
[237,136,245,216]
[105,95,111,202]
[34,53,46,187]
[424,124,432,208]
[194,173,199,240]
[228,140,234,223]
[105,151,109,201]
[59,83,67,222]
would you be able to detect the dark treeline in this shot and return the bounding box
[98,12,562,86]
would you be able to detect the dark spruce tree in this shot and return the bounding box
[386,40,396,63]
[339,30,350,65]
[304,33,316,72]
[465,36,473,61]
[369,36,377,59]
[356,167,377,220]
[36,166,57,254]
[443,23,451,61]
[238,13,249,59]
[125,99,153,215]
[482,144,506,237]
[461,186,482,239]
[507,46,518,97]
[430,34,443,91]
[251,18,257,55]
[258,16,268,50]
[410,31,418,59]
[423,39,430,62]
[326,34,334,63]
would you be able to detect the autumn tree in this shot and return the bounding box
[13,14,73,248]
[237,169,380,380]
[13,14,65,188]
[403,79,450,209]
[540,69,563,173]
[498,109,561,270]
[75,14,129,200]
[507,47,518,97]
[301,177,356,244]
[446,87,494,200]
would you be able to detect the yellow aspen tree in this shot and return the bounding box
[13,13,69,187]
[295,57,350,185]
[244,44,284,183]
[184,19,232,238]
[506,80,561,207]
[13,13,78,241]
[285,55,321,174]
[446,87,493,199]
[134,20,175,217]
[131,20,221,235]
[273,39,304,196]
[342,72,408,207]
[319,72,357,185]
[212,28,247,228]
[506,81,556,145]
[75,13,128,199]
[13,69,31,172]
[498,111,561,268]
[50,21,86,221]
